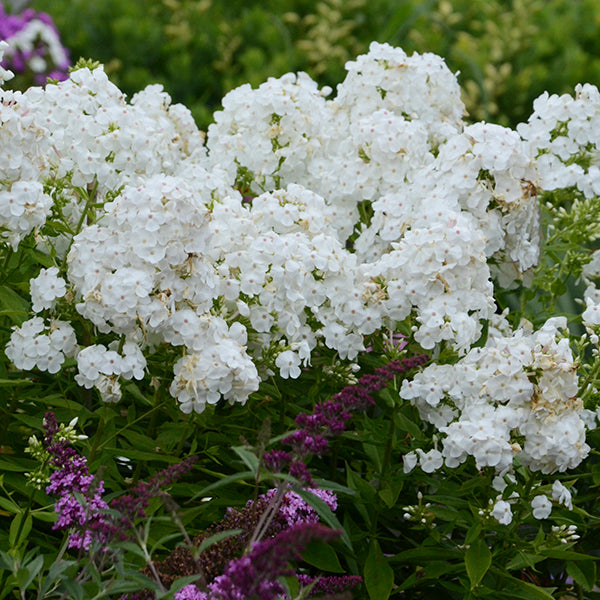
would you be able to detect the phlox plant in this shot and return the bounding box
[1,39,600,599]
[0,1,70,89]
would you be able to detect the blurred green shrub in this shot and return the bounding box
[31,0,600,128]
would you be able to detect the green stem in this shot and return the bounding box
[579,358,600,405]
[132,404,160,485]
[87,405,108,465]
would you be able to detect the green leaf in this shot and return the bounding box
[506,552,545,571]
[378,484,398,509]
[0,550,14,570]
[345,465,376,502]
[592,463,600,486]
[8,512,23,548]
[61,578,84,600]
[30,510,57,523]
[567,559,596,591]
[492,569,556,600]
[302,540,345,573]
[40,559,77,596]
[394,411,424,440]
[541,549,599,561]
[113,541,149,560]
[8,512,31,549]
[18,554,43,591]
[231,445,259,474]
[281,575,300,599]
[364,539,394,600]
[392,546,462,562]
[0,378,32,387]
[122,382,152,405]
[465,524,482,545]
[312,478,356,497]
[295,488,352,550]
[465,538,491,589]
[0,285,29,323]
[0,497,20,514]
[397,561,464,591]
[190,470,255,501]
[196,529,243,555]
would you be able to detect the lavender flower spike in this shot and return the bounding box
[43,412,110,550]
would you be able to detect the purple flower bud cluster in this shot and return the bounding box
[297,574,363,596]
[110,456,198,535]
[43,412,110,550]
[264,355,429,483]
[208,523,340,600]
[0,2,70,84]
[263,487,337,527]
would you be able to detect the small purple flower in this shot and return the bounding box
[262,449,291,472]
[262,488,337,527]
[174,585,208,600]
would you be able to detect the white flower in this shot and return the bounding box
[5,317,76,374]
[531,494,552,520]
[275,350,301,379]
[30,267,67,312]
[0,41,14,84]
[491,500,513,525]
[403,451,418,473]
[551,480,573,510]
[417,448,444,473]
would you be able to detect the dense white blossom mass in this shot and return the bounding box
[2,42,599,500]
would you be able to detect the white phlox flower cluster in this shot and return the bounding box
[0,65,203,252]
[169,318,259,414]
[484,473,574,525]
[213,184,373,362]
[1,42,598,430]
[208,44,466,243]
[400,316,588,475]
[30,267,67,312]
[208,42,541,353]
[74,341,146,403]
[579,252,600,330]
[5,316,76,374]
[517,83,600,197]
[67,173,219,334]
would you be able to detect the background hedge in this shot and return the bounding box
[27,0,600,130]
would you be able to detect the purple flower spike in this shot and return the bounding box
[42,412,110,550]
[111,455,198,534]
[209,523,341,600]
[297,574,363,596]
